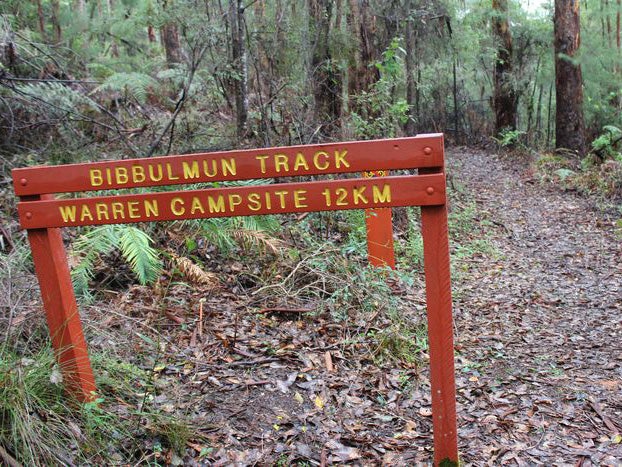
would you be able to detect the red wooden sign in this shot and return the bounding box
[13,134,458,465]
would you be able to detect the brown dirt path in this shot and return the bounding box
[448,148,622,465]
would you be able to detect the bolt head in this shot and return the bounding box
[426,187,435,195]
[25,212,32,219]
[423,147,432,155]
[20,178,27,186]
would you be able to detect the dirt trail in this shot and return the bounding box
[448,149,622,464]
[83,148,621,465]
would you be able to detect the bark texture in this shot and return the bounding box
[492,0,517,133]
[554,0,586,153]
[308,0,342,135]
[160,1,183,66]
[230,0,249,138]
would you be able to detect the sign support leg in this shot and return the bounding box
[421,204,458,464]
[364,171,396,269]
[26,222,96,402]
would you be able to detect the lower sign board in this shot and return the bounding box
[12,135,458,465]
[18,174,446,229]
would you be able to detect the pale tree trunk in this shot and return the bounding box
[404,0,417,135]
[230,0,249,139]
[554,0,586,153]
[492,0,517,133]
[308,0,342,135]
[51,0,62,44]
[160,1,184,66]
[36,0,46,40]
[347,0,379,118]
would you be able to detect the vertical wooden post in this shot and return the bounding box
[421,200,458,464]
[25,196,96,402]
[364,171,396,269]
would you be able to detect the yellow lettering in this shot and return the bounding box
[127,201,140,219]
[59,205,77,223]
[293,190,308,208]
[190,197,205,215]
[166,163,179,180]
[293,153,310,172]
[208,195,226,213]
[274,190,288,209]
[274,154,289,173]
[372,184,391,203]
[115,167,129,184]
[171,197,185,215]
[203,160,217,177]
[264,192,272,210]
[248,193,261,211]
[111,202,125,219]
[335,188,348,206]
[313,151,329,170]
[334,149,350,168]
[228,194,242,211]
[145,200,159,217]
[95,203,109,220]
[183,161,200,179]
[89,169,103,187]
[132,166,146,183]
[222,158,237,176]
[352,186,368,205]
[322,188,331,207]
[255,155,269,174]
[149,165,163,182]
[105,168,112,185]
[80,205,94,222]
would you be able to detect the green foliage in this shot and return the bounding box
[71,225,162,302]
[10,82,98,116]
[94,72,158,104]
[493,128,525,147]
[591,125,622,160]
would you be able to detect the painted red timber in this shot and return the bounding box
[17,174,446,229]
[363,170,396,269]
[25,195,96,402]
[421,168,459,464]
[12,134,443,196]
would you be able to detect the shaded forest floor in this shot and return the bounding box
[5,148,622,465]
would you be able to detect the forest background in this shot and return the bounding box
[0,0,621,465]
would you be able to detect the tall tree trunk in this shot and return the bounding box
[308,0,342,136]
[160,1,183,66]
[230,0,249,138]
[51,0,62,44]
[554,0,586,153]
[404,2,417,135]
[347,0,380,120]
[36,0,46,40]
[492,0,517,133]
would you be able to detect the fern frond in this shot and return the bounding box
[116,226,161,285]
[14,82,99,116]
[94,72,158,104]
[231,228,284,255]
[171,254,218,287]
[70,225,118,302]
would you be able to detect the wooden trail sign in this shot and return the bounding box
[13,134,458,464]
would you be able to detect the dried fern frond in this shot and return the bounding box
[232,228,284,255]
[172,254,218,288]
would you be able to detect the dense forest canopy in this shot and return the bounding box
[0,0,620,159]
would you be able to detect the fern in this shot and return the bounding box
[71,226,118,301]
[93,72,158,104]
[71,225,161,302]
[198,215,282,254]
[117,226,161,285]
[13,82,99,116]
